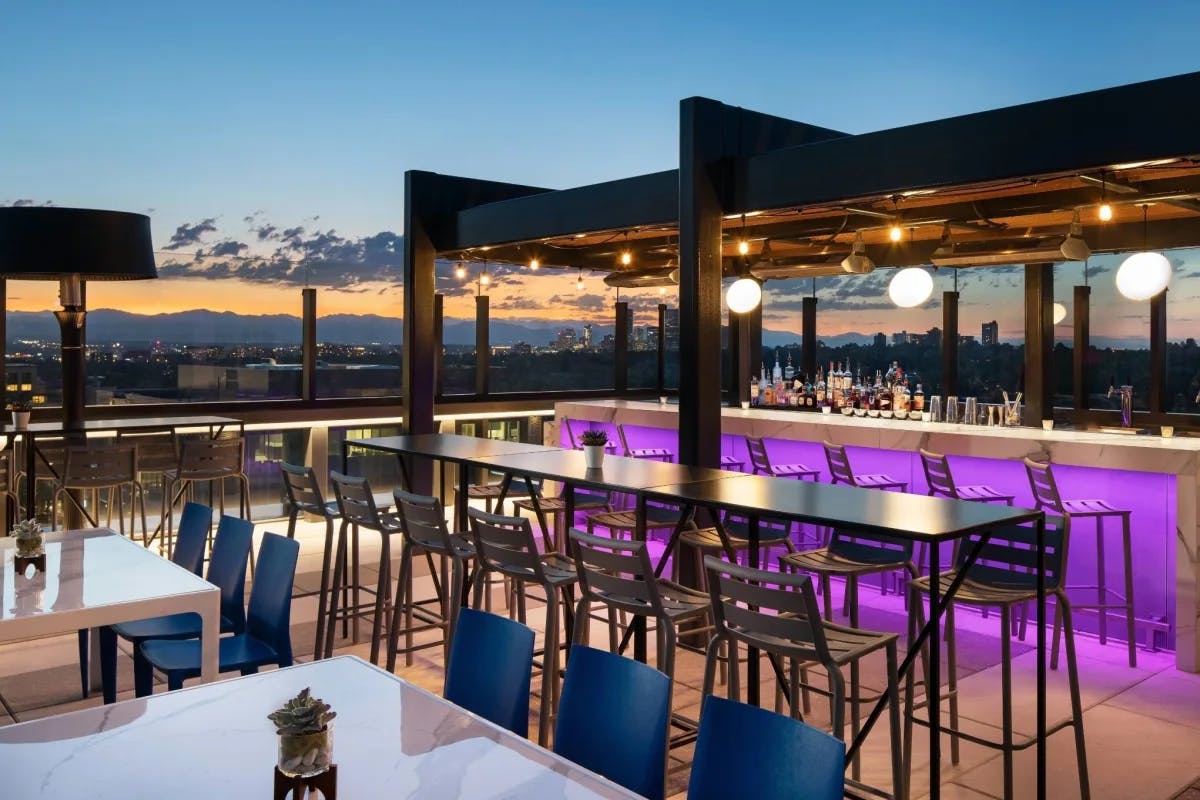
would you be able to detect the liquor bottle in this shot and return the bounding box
[878,377,893,412]
[895,379,909,413]
[750,375,760,406]
[815,367,826,407]
[784,354,795,382]
[773,354,783,386]
[913,383,925,412]
[761,362,768,384]
[842,361,853,394]
[804,374,815,409]
[762,380,774,406]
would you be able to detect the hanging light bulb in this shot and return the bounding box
[658,286,667,296]
[887,267,933,308]
[479,270,490,287]
[1116,205,1171,300]
[1098,203,1113,222]
[454,261,467,280]
[620,250,632,266]
[726,277,762,313]
[1053,302,1068,325]
[576,269,585,290]
[529,257,540,270]
[738,239,750,256]
[889,223,903,243]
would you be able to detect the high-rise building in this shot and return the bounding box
[554,328,579,350]
[664,308,680,351]
[873,332,886,349]
[982,321,999,345]
[582,323,592,348]
[891,331,908,345]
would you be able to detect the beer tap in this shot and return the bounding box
[1107,376,1133,428]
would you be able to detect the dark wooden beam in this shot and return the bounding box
[941,290,959,396]
[742,71,1200,213]
[656,303,666,392]
[1073,285,1090,411]
[748,300,763,383]
[433,293,444,397]
[615,301,629,392]
[1023,263,1054,423]
[1150,288,1167,412]
[678,97,727,468]
[801,296,818,379]
[301,287,316,401]
[474,294,490,397]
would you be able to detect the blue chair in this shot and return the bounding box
[105,512,253,702]
[95,502,214,703]
[443,607,534,737]
[554,645,670,800]
[137,532,298,694]
[688,695,845,800]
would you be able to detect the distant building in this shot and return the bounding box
[891,331,908,345]
[599,334,616,352]
[553,328,579,351]
[178,362,400,400]
[924,327,942,347]
[959,335,977,345]
[511,341,532,355]
[982,321,999,345]
[873,332,886,349]
[664,308,680,351]
[582,324,592,348]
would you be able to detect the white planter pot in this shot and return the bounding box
[583,445,605,469]
[11,411,29,429]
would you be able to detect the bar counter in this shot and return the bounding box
[554,398,1200,672]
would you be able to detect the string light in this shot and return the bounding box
[479,260,490,287]
[454,261,467,280]
[659,286,666,296]
[620,250,632,266]
[889,223,903,242]
[529,257,540,270]
[737,239,750,255]
[1098,203,1113,222]
[576,268,585,290]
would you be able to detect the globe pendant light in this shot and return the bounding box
[1116,205,1171,300]
[726,277,762,313]
[1053,302,1067,325]
[887,267,933,308]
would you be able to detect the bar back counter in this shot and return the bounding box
[555,399,1198,672]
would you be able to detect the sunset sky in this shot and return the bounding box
[4,1,1200,346]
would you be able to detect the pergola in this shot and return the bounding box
[403,71,1200,480]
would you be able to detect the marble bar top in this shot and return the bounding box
[557,399,1200,476]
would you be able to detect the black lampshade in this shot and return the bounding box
[0,206,157,280]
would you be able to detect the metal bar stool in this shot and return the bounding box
[617,424,673,462]
[160,437,250,558]
[280,462,347,660]
[569,528,712,748]
[585,500,694,541]
[702,556,905,800]
[1025,456,1137,668]
[386,488,476,671]
[920,448,1015,505]
[117,429,178,544]
[904,516,1089,800]
[16,438,66,524]
[745,435,820,480]
[0,449,22,530]
[52,442,147,540]
[512,485,610,552]
[468,507,578,747]
[326,472,415,666]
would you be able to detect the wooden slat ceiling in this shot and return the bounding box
[452,158,1200,280]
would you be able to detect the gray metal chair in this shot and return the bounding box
[160,437,249,558]
[745,435,820,480]
[904,515,1089,800]
[386,488,475,671]
[52,442,147,541]
[468,507,577,747]
[702,556,904,799]
[280,462,347,660]
[1025,456,1136,668]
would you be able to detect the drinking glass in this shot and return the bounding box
[964,397,978,425]
[928,396,943,423]
[945,396,959,424]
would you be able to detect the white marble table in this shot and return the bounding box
[0,528,220,684]
[0,656,639,799]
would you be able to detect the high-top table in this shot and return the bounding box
[0,528,221,695]
[3,415,242,524]
[0,655,639,798]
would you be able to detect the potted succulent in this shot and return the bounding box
[269,687,336,778]
[580,429,608,469]
[7,400,31,429]
[11,518,43,559]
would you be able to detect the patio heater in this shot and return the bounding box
[0,207,157,430]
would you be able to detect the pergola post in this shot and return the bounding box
[301,287,316,401]
[1024,263,1054,422]
[402,172,442,493]
[677,97,727,468]
[801,296,817,379]
[615,301,629,392]
[1073,285,1090,411]
[941,290,959,396]
[474,294,490,396]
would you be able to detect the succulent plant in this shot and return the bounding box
[11,519,42,555]
[580,429,608,446]
[268,687,336,736]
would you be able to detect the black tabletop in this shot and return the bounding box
[642,473,1042,542]
[1,415,240,436]
[472,449,737,492]
[347,433,556,463]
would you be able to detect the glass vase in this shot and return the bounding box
[277,726,333,778]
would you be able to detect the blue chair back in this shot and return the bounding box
[444,608,535,737]
[688,695,845,800]
[172,502,211,575]
[554,645,670,800]
[245,532,298,667]
[207,515,254,634]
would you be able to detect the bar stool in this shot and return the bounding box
[617,424,673,462]
[676,514,798,595]
[512,486,610,551]
[16,437,66,523]
[1024,456,1137,668]
[920,449,1015,506]
[325,471,413,666]
[904,516,1089,800]
[585,501,694,542]
[745,435,820,480]
[702,557,904,799]
[468,507,578,747]
[52,442,147,541]
[0,449,21,529]
[116,429,178,533]
[824,441,907,492]
[458,470,535,515]
[386,489,476,670]
[569,528,712,747]
[160,438,250,558]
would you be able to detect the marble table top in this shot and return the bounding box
[0,656,637,799]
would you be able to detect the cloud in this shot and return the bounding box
[203,240,248,257]
[165,217,218,250]
[3,199,54,207]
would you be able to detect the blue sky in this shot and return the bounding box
[3,1,1200,343]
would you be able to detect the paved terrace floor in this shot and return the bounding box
[2,515,1199,800]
